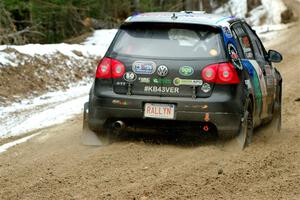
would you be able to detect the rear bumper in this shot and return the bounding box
[88,91,244,137]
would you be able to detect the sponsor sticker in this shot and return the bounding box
[123,72,137,82]
[265,65,274,86]
[138,77,151,83]
[115,82,126,86]
[112,99,128,106]
[152,78,172,85]
[227,43,243,70]
[222,27,232,38]
[144,86,179,94]
[132,61,156,75]
[173,77,203,86]
[179,66,194,76]
[201,83,211,93]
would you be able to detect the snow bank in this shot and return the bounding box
[0,29,118,138]
[261,0,287,25]
[215,0,287,26]
[0,132,42,153]
[254,23,293,42]
[83,29,117,46]
[247,5,267,26]
[0,82,91,138]
[0,29,117,67]
[0,51,17,66]
[214,0,289,42]
[229,0,248,18]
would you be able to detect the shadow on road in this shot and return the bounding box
[112,128,219,147]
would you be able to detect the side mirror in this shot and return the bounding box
[268,50,283,63]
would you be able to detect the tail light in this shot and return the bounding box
[201,62,240,84]
[201,64,218,82]
[96,57,125,79]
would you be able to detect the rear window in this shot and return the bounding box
[110,23,225,59]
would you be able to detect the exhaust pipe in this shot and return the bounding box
[112,120,126,130]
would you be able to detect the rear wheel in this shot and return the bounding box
[236,99,254,149]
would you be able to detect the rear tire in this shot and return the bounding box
[237,99,254,149]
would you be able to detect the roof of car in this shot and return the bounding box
[124,12,238,27]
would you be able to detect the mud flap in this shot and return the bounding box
[234,98,253,150]
[81,102,109,146]
[272,101,282,133]
[235,111,250,150]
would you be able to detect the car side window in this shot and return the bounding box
[231,23,255,60]
[242,23,267,61]
[230,27,244,58]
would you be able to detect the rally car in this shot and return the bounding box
[82,12,283,148]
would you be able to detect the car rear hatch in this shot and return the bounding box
[107,22,228,98]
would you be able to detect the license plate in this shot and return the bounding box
[144,103,175,119]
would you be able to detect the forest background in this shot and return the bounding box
[0,0,286,44]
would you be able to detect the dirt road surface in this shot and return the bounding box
[1,1,300,199]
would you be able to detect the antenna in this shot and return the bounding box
[171,13,177,20]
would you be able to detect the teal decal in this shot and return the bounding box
[242,60,262,114]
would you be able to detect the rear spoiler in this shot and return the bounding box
[120,22,221,31]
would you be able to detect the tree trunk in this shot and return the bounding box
[159,0,165,9]
[184,0,193,10]
[132,0,140,11]
[247,0,262,11]
[198,0,203,10]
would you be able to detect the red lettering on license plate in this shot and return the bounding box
[144,103,175,119]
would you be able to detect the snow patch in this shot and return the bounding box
[229,0,247,18]
[83,29,117,46]
[247,5,267,26]
[213,0,247,18]
[0,51,16,67]
[0,29,117,67]
[0,133,41,153]
[0,83,91,138]
[261,0,287,25]
[214,0,287,26]
[253,23,292,34]
[253,23,293,42]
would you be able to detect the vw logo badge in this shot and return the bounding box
[157,65,168,77]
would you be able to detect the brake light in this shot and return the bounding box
[96,57,125,79]
[111,59,125,78]
[96,58,111,78]
[201,64,218,82]
[201,62,240,84]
